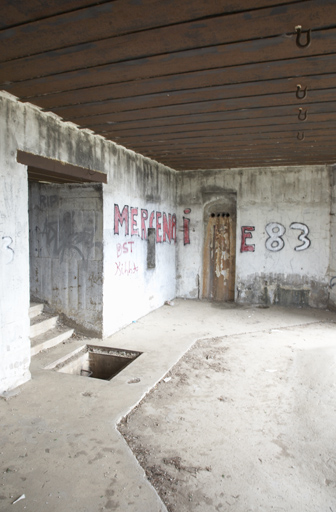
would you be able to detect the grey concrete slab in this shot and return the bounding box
[0,300,335,512]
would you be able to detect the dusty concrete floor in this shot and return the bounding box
[1,300,336,511]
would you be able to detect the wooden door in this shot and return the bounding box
[202,213,236,301]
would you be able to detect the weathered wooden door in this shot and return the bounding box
[202,213,236,301]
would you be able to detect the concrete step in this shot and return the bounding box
[29,302,44,319]
[31,326,74,356]
[30,313,58,338]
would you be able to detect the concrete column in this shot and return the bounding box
[0,95,31,394]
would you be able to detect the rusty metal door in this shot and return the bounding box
[202,213,236,301]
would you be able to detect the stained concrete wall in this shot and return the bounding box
[329,166,336,310]
[0,91,111,393]
[177,166,331,308]
[0,107,31,393]
[1,86,333,395]
[102,148,177,337]
[0,91,177,393]
[29,182,104,335]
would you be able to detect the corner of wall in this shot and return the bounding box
[328,165,336,310]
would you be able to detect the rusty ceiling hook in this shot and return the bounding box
[298,108,308,121]
[296,84,308,99]
[297,131,305,141]
[295,26,311,48]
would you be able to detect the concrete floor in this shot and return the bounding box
[0,300,335,512]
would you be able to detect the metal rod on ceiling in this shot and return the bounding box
[295,26,311,49]
[298,108,308,121]
[296,85,308,100]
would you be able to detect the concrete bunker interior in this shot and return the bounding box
[1,1,336,510]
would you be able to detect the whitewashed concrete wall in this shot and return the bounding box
[0,91,177,392]
[177,166,331,308]
[329,166,336,310]
[103,148,177,337]
[0,99,31,393]
[29,182,104,335]
[0,91,111,393]
[0,87,332,394]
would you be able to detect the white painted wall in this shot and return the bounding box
[0,97,31,393]
[177,166,331,308]
[0,91,177,392]
[329,166,336,310]
[102,149,177,337]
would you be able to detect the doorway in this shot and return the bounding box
[202,197,236,301]
[19,150,107,337]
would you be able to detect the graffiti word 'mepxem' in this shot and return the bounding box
[114,204,176,243]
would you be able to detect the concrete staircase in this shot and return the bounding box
[29,302,74,356]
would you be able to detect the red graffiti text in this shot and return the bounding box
[114,204,176,243]
[241,226,255,252]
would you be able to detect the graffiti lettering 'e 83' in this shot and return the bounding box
[241,222,311,253]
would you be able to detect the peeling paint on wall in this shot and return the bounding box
[203,209,236,302]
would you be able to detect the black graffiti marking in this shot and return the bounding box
[2,236,14,263]
[265,222,286,252]
[38,212,101,264]
[290,222,311,251]
[330,277,336,288]
[40,195,59,209]
[37,220,57,249]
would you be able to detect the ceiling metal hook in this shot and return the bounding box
[297,131,305,141]
[296,84,308,100]
[298,108,308,121]
[295,26,311,48]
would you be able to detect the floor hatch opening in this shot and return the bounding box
[45,345,142,381]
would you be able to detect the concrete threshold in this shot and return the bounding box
[0,300,335,512]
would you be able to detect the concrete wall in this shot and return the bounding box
[0,101,31,393]
[329,166,336,310]
[102,148,177,337]
[0,87,333,394]
[177,166,331,308]
[0,91,177,393]
[29,182,104,335]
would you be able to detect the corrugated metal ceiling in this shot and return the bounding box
[1,0,336,170]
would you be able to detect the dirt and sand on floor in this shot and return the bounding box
[0,300,336,512]
[119,312,336,512]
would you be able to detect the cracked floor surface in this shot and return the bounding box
[1,300,336,511]
[119,304,336,512]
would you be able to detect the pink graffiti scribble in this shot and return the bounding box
[115,261,139,277]
[116,241,134,258]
